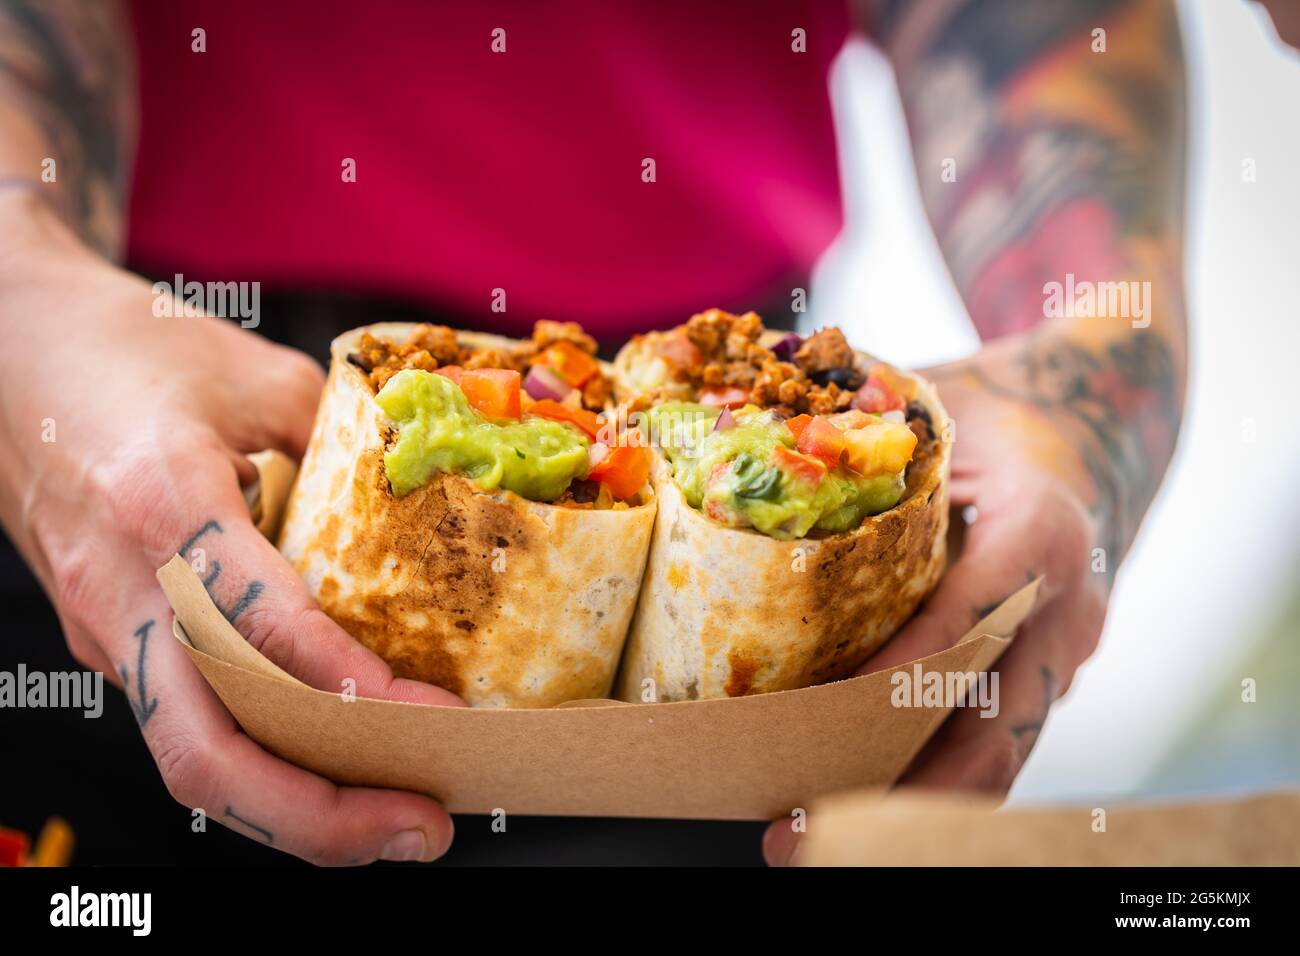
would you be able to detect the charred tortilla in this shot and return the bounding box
[611,312,950,701]
[277,324,656,708]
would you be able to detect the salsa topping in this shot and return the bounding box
[350,320,612,410]
[363,323,643,506]
[646,402,917,539]
[630,308,927,421]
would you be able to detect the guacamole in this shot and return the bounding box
[377,369,590,501]
[647,403,906,540]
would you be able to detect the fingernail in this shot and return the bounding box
[763,824,802,867]
[380,829,429,862]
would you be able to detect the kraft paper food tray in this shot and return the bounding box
[799,789,1300,866]
[154,453,1038,820]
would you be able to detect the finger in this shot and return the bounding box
[120,434,464,706]
[249,343,324,458]
[208,733,456,865]
[861,479,1097,674]
[57,618,120,683]
[763,817,803,867]
[762,583,1071,866]
[212,339,324,460]
[200,513,466,706]
[900,581,1105,794]
[859,518,1043,674]
[226,449,258,488]
[106,578,454,865]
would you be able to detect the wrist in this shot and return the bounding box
[0,183,105,280]
[955,324,1180,568]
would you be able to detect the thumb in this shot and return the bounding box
[135,442,464,706]
[186,513,466,707]
[859,514,1043,674]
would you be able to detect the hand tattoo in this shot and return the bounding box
[119,619,159,726]
[224,806,274,845]
[976,330,1180,576]
[178,519,265,624]
[1011,665,1057,750]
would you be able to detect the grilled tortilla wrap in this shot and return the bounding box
[612,330,949,701]
[277,324,656,708]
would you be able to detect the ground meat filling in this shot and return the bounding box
[643,309,941,495]
[347,321,611,410]
[657,309,862,417]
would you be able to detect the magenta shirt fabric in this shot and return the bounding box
[127,2,851,339]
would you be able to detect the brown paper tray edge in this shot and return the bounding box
[161,551,1023,714]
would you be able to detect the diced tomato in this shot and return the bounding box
[587,445,649,500]
[699,386,750,409]
[827,409,873,430]
[870,363,918,402]
[433,364,464,385]
[842,422,918,477]
[772,446,827,486]
[704,495,740,524]
[659,327,701,370]
[853,364,911,413]
[459,368,522,420]
[796,415,847,468]
[527,399,602,440]
[536,341,601,388]
[0,828,28,867]
[784,414,812,441]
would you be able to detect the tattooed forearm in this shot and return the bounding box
[870,0,1187,338]
[0,0,135,257]
[969,329,1179,570]
[224,806,274,845]
[870,0,1188,569]
[118,618,158,726]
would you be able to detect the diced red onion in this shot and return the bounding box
[882,410,906,424]
[771,333,803,363]
[587,442,610,469]
[712,407,737,432]
[524,365,570,401]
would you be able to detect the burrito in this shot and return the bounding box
[278,321,656,708]
[611,309,949,701]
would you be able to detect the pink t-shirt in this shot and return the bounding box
[127,2,850,339]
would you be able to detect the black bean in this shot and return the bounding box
[346,352,372,372]
[811,367,862,389]
[905,400,932,427]
[906,400,934,441]
[569,479,601,503]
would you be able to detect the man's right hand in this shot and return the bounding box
[0,190,464,865]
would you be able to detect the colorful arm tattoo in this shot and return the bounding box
[867,0,1189,566]
[0,0,135,258]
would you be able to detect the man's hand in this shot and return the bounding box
[857,356,1107,791]
[763,320,1179,866]
[762,0,1192,867]
[0,193,464,865]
